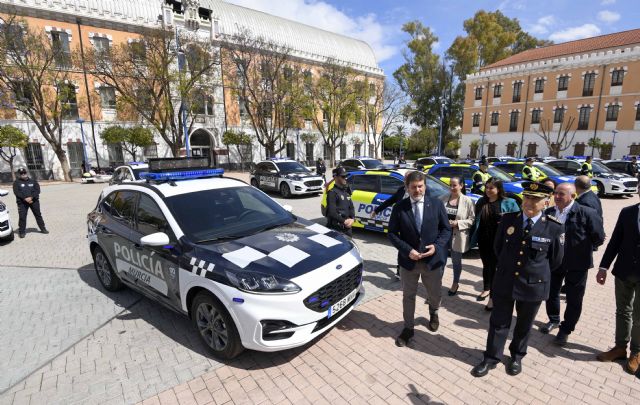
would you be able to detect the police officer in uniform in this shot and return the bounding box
[472,160,491,195]
[471,181,564,377]
[13,168,48,238]
[325,167,355,236]
[522,157,540,181]
[581,156,593,178]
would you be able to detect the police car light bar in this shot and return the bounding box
[148,157,210,172]
[128,161,147,166]
[268,157,290,161]
[139,168,224,182]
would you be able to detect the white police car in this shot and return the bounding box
[87,158,364,359]
[0,188,14,241]
[250,158,325,198]
[109,162,149,185]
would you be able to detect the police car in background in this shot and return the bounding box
[109,162,149,185]
[87,158,364,359]
[337,157,390,172]
[250,158,325,198]
[546,157,638,196]
[0,188,14,241]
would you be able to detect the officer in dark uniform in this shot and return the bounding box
[13,168,48,238]
[325,167,355,236]
[472,160,491,194]
[471,181,564,377]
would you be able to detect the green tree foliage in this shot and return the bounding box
[222,129,253,171]
[100,125,154,161]
[0,125,28,180]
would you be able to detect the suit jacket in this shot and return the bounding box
[576,190,603,219]
[388,195,452,271]
[374,185,405,215]
[449,194,476,253]
[545,203,605,270]
[599,203,640,280]
[493,212,565,302]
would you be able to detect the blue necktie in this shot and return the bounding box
[414,201,422,230]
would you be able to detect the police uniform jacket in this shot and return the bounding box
[493,212,564,302]
[325,184,355,230]
[13,177,41,202]
[599,203,640,281]
[522,165,540,181]
[545,203,604,270]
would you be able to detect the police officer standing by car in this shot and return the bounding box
[13,168,48,238]
[316,158,327,184]
[522,157,541,181]
[472,159,491,194]
[581,156,594,178]
[471,181,564,377]
[326,167,355,237]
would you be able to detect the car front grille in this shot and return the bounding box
[0,220,9,231]
[304,180,323,187]
[623,180,638,188]
[303,264,363,312]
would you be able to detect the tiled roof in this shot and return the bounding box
[482,28,640,70]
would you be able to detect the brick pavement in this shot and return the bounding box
[0,176,639,404]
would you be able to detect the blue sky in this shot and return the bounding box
[227,0,639,76]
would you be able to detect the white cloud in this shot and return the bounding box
[225,0,399,63]
[597,10,621,23]
[528,15,556,35]
[549,24,602,42]
[601,0,616,5]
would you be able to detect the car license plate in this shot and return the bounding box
[328,288,358,318]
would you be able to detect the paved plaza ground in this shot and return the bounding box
[0,172,638,404]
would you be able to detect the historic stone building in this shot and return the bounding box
[462,29,640,160]
[0,0,384,180]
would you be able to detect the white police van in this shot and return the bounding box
[250,158,325,198]
[87,158,364,359]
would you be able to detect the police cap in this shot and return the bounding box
[521,181,553,198]
[332,167,348,177]
[17,168,27,175]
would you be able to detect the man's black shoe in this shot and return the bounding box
[554,331,569,346]
[506,358,522,376]
[428,313,439,332]
[471,361,496,377]
[40,228,49,234]
[540,321,559,334]
[19,232,25,239]
[395,328,414,347]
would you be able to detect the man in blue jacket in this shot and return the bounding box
[540,182,605,345]
[595,189,640,375]
[388,170,451,346]
[575,175,603,219]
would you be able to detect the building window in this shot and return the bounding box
[472,113,480,127]
[506,143,517,156]
[534,79,544,94]
[474,87,483,100]
[636,105,640,121]
[340,144,347,160]
[2,23,26,53]
[13,81,33,107]
[606,104,620,122]
[490,112,499,126]
[323,143,330,160]
[130,40,146,64]
[353,143,361,157]
[99,86,116,109]
[66,142,84,169]
[509,111,519,132]
[24,143,45,170]
[143,144,158,159]
[493,84,502,98]
[108,143,125,166]
[512,82,522,102]
[526,143,537,157]
[574,143,586,156]
[611,69,624,87]
[558,75,569,91]
[531,109,541,124]
[553,108,565,124]
[60,83,78,119]
[582,73,596,97]
[193,91,214,116]
[578,107,591,130]
[286,142,295,159]
[51,31,71,68]
[93,37,110,59]
[305,142,314,162]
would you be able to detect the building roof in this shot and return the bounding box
[483,28,640,70]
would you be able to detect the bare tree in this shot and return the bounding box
[534,115,577,158]
[84,27,220,156]
[365,80,406,159]
[221,29,306,158]
[0,13,79,181]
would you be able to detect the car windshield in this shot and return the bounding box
[534,163,565,177]
[435,158,453,164]
[362,159,383,169]
[592,161,612,174]
[275,161,311,174]
[165,186,294,242]
[425,175,451,199]
[487,166,516,182]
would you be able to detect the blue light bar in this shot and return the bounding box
[128,161,146,165]
[268,157,290,161]
[139,168,224,181]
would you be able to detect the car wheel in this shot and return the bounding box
[92,246,124,291]
[250,178,259,188]
[595,181,605,197]
[192,292,244,359]
[280,183,292,198]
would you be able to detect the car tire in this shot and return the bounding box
[191,292,244,359]
[250,178,259,189]
[92,246,124,292]
[280,183,292,198]
[595,181,605,197]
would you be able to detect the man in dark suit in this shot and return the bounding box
[540,182,605,345]
[595,190,640,375]
[472,181,564,377]
[388,170,451,346]
[575,175,603,219]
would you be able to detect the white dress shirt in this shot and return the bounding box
[554,200,575,224]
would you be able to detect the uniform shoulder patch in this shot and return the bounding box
[546,214,562,224]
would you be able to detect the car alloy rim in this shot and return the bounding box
[196,303,228,351]
[95,252,112,286]
[282,184,290,197]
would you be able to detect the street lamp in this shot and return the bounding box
[175,27,191,157]
[437,98,446,156]
[611,129,618,159]
[76,118,90,173]
[479,132,486,158]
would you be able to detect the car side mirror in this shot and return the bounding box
[282,204,293,213]
[0,189,8,197]
[140,232,170,247]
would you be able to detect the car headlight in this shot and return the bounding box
[226,270,301,294]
